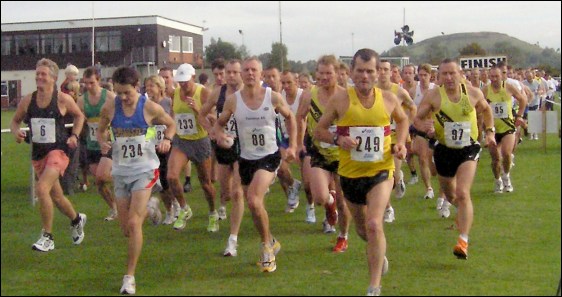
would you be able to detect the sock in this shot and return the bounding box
[71,214,81,226]
[307,203,314,209]
[460,234,469,243]
[411,170,417,176]
[43,232,53,239]
[338,232,348,239]
[327,194,335,205]
[185,176,191,184]
[229,234,238,242]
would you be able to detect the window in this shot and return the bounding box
[15,35,40,56]
[69,32,91,53]
[41,33,66,54]
[2,36,12,56]
[1,81,7,97]
[108,31,121,51]
[182,36,193,53]
[169,35,181,53]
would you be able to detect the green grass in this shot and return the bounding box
[1,110,561,296]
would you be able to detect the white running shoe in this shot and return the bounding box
[32,231,54,252]
[439,200,451,218]
[424,188,434,199]
[494,178,504,194]
[120,275,136,295]
[408,175,419,185]
[286,180,301,213]
[367,286,381,296]
[436,197,444,210]
[383,207,395,223]
[305,204,316,224]
[162,211,175,225]
[172,200,181,220]
[71,213,87,245]
[104,208,118,221]
[147,197,162,225]
[223,238,238,257]
[218,206,227,220]
[502,174,514,193]
[322,219,336,233]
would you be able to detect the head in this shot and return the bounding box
[211,58,226,86]
[225,59,242,88]
[402,64,416,84]
[35,58,59,90]
[83,66,102,94]
[263,66,281,92]
[66,81,81,101]
[298,72,313,90]
[430,69,438,83]
[281,70,298,95]
[112,66,140,106]
[198,73,209,86]
[417,63,432,86]
[390,65,402,84]
[377,60,392,84]
[337,63,350,87]
[65,64,79,81]
[158,66,175,90]
[241,57,263,87]
[174,63,196,92]
[144,75,166,100]
[316,55,339,89]
[350,48,379,92]
[496,61,508,80]
[438,58,461,91]
[480,68,489,82]
[489,66,503,88]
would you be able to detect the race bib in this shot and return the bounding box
[224,115,238,138]
[491,102,509,119]
[88,122,98,141]
[31,118,56,144]
[154,125,167,145]
[242,126,276,154]
[175,113,197,136]
[116,135,148,165]
[444,122,471,148]
[319,125,338,148]
[349,126,384,162]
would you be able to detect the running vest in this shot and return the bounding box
[173,85,207,140]
[234,87,278,160]
[306,86,339,162]
[25,90,68,160]
[279,88,303,139]
[486,81,515,134]
[84,88,107,150]
[337,87,393,178]
[110,95,159,176]
[153,96,172,145]
[414,81,436,107]
[433,84,478,148]
[217,85,238,138]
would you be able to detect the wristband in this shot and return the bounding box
[71,133,79,140]
[163,135,172,141]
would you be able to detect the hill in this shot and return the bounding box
[382,32,561,73]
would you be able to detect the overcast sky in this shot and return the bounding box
[2,1,561,62]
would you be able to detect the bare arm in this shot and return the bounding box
[398,88,417,122]
[197,87,219,133]
[414,88,439,133]
[212,93,236,142]
[471,87,496,147]
[314,90,346,148]
[146,100,176,153]
[272,92,297,153]
[295,90,312,149]
[96,96,115,155]
[10,94,31,143]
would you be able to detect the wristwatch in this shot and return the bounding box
[332,134,339,146]
[485,127,495,134]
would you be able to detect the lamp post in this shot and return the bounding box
[238,29,245,47]
[202,20,209,69]
[352,32,354,54]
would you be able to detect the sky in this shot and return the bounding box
[1,1,561,62]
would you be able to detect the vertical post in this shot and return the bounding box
[91,1,95,66]
[352,32,354,54]
[279,1,283,71]
[541,107,547,153]
[30,150,35,206]
[402,7,405,46]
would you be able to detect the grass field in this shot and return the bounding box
[1,109,560,296]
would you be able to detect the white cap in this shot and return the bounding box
[174,63,196,82]
[65,64,79,75]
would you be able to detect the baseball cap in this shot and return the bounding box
[174,63,196,82]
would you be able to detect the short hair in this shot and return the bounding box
[36,58,59,80]
[198,73,209,85]
[243,56,263,71]
[350,48,379,69]
[418,63,432,74]
[83,66,101,81]
[299,72,312,82]
[227,59,241,66]
[339,63,350,73]
[144,75,165,96]
[403,64,416,74]
[112,67,139,87]
[281,70,296,81]
[439,58,458,70]
[159,66,173,74]
[211,58,226,71]
[496,61,507,68]
[317,55,339,71]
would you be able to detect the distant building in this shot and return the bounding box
[1,15,204,108]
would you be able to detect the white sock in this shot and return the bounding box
[327,194,334,205]
[338,232,348,239]
[460,234,469,243]
[229,234,238,242]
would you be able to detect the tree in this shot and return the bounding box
[269,42,289,70]
[458,42,486,56]
[204,38,241,66]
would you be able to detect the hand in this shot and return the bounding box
[337,136,358,151]
[514,117,525,127]
[67,134,78,149]
[485,132,497,148]
[393,143,407,160]
[284,146,296,163]
[13,130,26,144]
[157,139,171,154]
[187,97,199,113]
[100,141,112,155]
